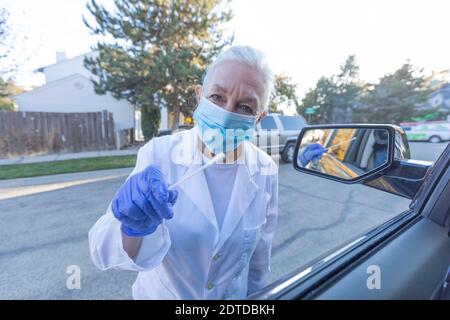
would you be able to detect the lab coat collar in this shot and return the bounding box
[174,128,260,246]
[174,127,260,177]
[173,127,219,233]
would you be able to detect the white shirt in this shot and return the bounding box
[204,162,239,231]
[88,127,279,299]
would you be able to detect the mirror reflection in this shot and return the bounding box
[297,128,389,180]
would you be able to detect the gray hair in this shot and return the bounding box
[202,45,274,112]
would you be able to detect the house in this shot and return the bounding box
[427,83,450,112]
[12,51,181,140]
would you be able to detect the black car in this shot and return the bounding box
[250,124,450,300]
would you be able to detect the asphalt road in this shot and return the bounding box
[0,142,447,299]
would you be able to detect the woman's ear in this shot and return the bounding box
[194,85,202,103]
[256,111,268,124]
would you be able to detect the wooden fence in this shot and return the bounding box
[0,110,116,159]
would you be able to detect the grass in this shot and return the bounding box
[0,155,137,180]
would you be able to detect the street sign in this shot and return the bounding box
[305,107,316,114]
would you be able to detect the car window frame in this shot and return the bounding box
[293,124,396,184]
[248,143,450,300]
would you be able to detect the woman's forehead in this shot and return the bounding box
[205,61,264,98]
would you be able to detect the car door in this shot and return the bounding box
[249,128,450,300]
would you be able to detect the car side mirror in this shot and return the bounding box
[293,124,432,199]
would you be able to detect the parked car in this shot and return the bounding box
[400,121,450,143]
[252,113,308,162]
[249,124,450,300]
[162,114,308,162]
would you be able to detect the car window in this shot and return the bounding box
[260,116,278,130]
[269,169,410,283]
[268,141,447,283]
[278,115,307,130]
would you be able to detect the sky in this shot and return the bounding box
[2,0,450,114]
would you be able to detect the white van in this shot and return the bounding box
[400,121,450,143]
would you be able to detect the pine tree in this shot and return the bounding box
[361,63,432,124]
[298,55,363,124]
[84,0,233,140]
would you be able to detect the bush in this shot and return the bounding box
[141,106,161,141]
[0,99,15,111]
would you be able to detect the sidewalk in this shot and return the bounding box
[0,148,139,165]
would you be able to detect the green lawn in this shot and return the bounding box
[0,155,137,180]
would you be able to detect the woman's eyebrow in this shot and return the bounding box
[239,96,259,106]
[210,84,227,93]
[209,85,259,105]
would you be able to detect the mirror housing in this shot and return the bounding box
[293,124,432,199]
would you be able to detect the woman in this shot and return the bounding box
[89,45,279,299]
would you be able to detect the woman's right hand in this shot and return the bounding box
[111,164,178,237]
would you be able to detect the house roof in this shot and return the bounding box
[430,83,450,99]
[12,73,91,100]
[34,51,96,73]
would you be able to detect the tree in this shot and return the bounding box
[359,62,432,124]
[0,8,26,79]
[297,86,323,124]
[0,8,21,111]
[333,55,362,122]
[84,0,233,140]
[299,87,318,113]
[298,55,363,124]
[0,78,13,110]
[1,8,10,104]
[0,78,24,111]
[0,8,11,75]
[268,74,300,114]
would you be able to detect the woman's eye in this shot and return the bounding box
[239,105,255,115]
[210,94,223,102]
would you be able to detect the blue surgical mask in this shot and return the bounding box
[193,97,257,154]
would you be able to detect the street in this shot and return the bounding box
[0,142,447,299]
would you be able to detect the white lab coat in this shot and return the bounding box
[88,127,278,299]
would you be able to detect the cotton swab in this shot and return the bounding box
[326,137,357,151]
[168,153,226,190]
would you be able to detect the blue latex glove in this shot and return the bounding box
[111,165,178,237]
[298,143,327,167]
